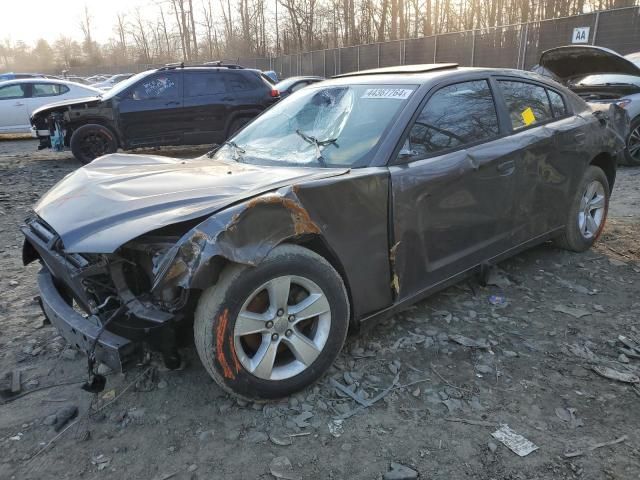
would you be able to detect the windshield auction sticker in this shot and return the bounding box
[361,88,413,99]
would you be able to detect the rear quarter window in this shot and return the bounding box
[498,80,553,129]
[547,89,568,117]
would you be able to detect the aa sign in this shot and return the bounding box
[572,27,590,44]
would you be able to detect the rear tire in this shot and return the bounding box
[623,117,640,166]
[194,244,350,400]
[554,166,609,252]
[70,124,118,165]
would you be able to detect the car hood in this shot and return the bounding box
[539,46,640,82]
[34,153,348,253]
[31,96,102,118]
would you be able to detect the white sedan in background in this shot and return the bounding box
[0,79,101,134]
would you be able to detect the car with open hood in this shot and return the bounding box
[22,64,628,400]
[535,45,640,165]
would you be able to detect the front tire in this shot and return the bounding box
[70,124,118,165]
[194,244,350,400]
[555,165,609,252]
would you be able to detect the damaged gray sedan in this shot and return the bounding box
[22,64,628,399]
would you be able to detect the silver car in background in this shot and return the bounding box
[535,46,640,165]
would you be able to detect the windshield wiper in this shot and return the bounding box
[221,140,246,162]
[296,129,338,166]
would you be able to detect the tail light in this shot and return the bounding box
[270,89,280,97]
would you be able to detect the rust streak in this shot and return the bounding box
[245,195,320,235]
[216,309,235,379]
[228,334,242,373]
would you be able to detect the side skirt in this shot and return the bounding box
[358,227,564,330]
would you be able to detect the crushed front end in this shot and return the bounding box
[21,216,186,376]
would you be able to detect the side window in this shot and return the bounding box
[0,84,28,100]
[131,74,181,101]
[185,73,227,97]
[498,80,553,129]
[226,73,253,92]
[547,89,568,118]
[403,79,500,159]
[32,83,69,97]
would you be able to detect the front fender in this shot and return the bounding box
[152,187,323,292]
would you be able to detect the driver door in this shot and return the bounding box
[117,71,184,147]
[389,78,521,299]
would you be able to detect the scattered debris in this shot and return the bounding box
[449,334,490,349]
[488,295,507,307]
[91,454,112,471]
[592,366,640,384]
[383,462,418,480]
[491,425,539,457]
[564,435,628,458]
[553,305,591,318]
[269,456,301,480]
[10,369,21,394]
[555,407,583,428]
[486,268,512,288]
[330,378,370,407]
[53,405,78,432]
[269,432,293,446]
[327,419,344,438]
[445,417,498,428]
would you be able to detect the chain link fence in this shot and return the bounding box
[69,6,640,78]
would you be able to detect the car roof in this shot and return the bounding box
[0,78,101,89]
[324,65,545,86]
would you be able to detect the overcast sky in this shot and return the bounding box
[2,0,156,45]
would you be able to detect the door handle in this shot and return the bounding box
[496,160,515,175]
[14,102,25,106]
[165,101,180,106]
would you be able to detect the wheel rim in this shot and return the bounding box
[80,133,109,159]
[628,124,640,163]
[578,180,606,239]
[233,275,331,381]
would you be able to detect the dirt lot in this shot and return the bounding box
[1,138,639,480]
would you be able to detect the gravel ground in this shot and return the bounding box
[0,142,639,480]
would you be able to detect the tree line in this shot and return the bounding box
[1,0,637,72]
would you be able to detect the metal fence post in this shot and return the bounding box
[324,50,327,77]
[521,23,529,69]
[357,45,360,71]
[471,29,477,67]
[592,11,601,45]
[378,43,381,67]
[433,35,438,63]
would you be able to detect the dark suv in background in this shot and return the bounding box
[30,64,279,164]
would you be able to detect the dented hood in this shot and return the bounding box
[539,46,640,82]
[34,153,347,253]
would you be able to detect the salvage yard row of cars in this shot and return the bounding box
[20,53,631,399]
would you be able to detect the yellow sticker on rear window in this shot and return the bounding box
[521,107,536,126]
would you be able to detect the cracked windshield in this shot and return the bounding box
[216,85,417,167]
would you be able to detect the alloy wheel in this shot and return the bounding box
[578,180,606,239]
[628,124,640,163]
[233,275,331,381]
